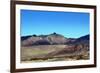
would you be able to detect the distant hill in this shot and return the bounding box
[66,34,89,45]
[21,36,31,41]
[21,33,89,46]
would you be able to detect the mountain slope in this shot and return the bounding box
[21,33,69,46]
[21,33,89,46]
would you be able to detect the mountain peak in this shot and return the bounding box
[49,32,64,37]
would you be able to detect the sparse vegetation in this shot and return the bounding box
[21,45,89,62]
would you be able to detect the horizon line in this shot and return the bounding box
[21,33,89,38]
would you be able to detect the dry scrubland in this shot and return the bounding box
[21,45,89,62]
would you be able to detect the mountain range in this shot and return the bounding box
[21,32,89,46]
[21,33,90,61]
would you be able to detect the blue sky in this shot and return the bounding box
[21,9,90,38]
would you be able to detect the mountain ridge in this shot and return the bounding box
[21,33,89,46]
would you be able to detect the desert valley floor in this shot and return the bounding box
[21,45,89,62]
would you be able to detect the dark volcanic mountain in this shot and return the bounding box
[21,33,89,46]
[66,34,89,45]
